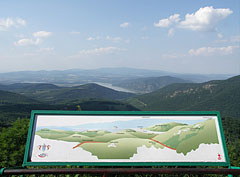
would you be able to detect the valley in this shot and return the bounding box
[0,71,239,128]
[0,68,239,166]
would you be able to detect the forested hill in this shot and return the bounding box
[0,83,138,128]
[22,83,135,104]
[113,76,190,93]
[127,75,240,118]
[0,90,40,105]
[0,83,135,104]
[0,83,60,92]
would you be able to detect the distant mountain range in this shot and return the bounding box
[126,75,240,118]
[0,67,234,85]
[113,76,191,93]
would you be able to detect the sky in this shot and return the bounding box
[0,0,239,74]
[36,115,209,131]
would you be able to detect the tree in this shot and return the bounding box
[0,118,29,167]
[76,105,82,111]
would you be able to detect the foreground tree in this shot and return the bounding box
[0,118,29,167]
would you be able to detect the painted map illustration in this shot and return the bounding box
[31,115,226,162]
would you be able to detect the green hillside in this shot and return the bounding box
[0,90,40,105]
[35,128,164,159]
[0,99,138,129]
[0,83,138,128]
[3,83,135,104]
[146,122,187,132]
[0,83,135,104]
[113,76,190,93]
[127,75,240,118]
[152,119,219,155]
[0,83,60,92]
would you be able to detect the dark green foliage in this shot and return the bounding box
[0,104,64,129]
[222,117,240,167]
[0,90,40,105]
[0,100,138,129]
[1,83,135,104]
[79,100,139,111]
[0,83,60,92]
[0,83,138,128]
[127,75,240,118]
[0,118,29,167]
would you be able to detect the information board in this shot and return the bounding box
[23,111,230,166]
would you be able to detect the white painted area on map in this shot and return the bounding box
[108,143,117,148]
[31,135,225,162]
[130,144,226,162]
[31,135,98,162]
[214,117,225,158]
[133,128,165,134]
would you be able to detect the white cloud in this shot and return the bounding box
[154,18,170,28]
[87,37,95,41]
[189,46,239,56]
[86,36,121,42]
[154,6,232,36]
[78,47,124,55]
[178,6,232,31]
[217,33,223,39]
[215,35,240,43]
[169,14,181,23]
[168,28,175,37]
[120,22,129,28]
[14,31,52,47]
[1,18,15,29]
[106,36,121,42]
[161,45,239,59]
[70,46,125,57]
[14,38,40,46]
[87,36,102,41]
[0,17,26,31]
[33,31,52,38]
[154,14,180,28]
[16,18,26,26]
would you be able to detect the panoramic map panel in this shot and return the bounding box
[30,115,226,162]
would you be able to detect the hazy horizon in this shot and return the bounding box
[0,0,239,75]
[0,67,237,76]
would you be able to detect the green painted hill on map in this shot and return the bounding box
[35,118,219,159]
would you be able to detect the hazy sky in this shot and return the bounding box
[0,0,239,74]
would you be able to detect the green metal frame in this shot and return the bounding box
[23,110,230,167]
